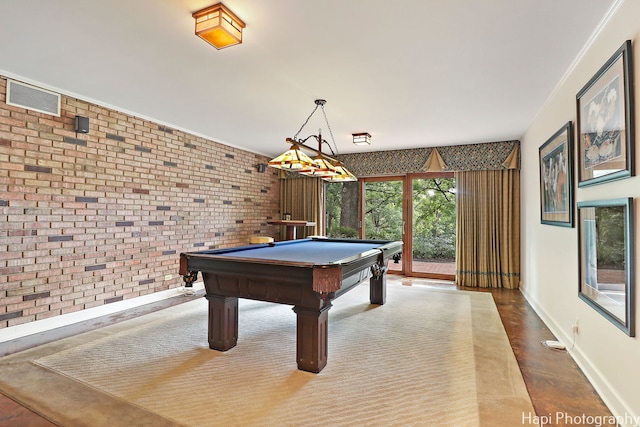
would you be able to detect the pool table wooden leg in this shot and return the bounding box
[206,295,238,351]
[293,305,330,373]
[369,270,387,305]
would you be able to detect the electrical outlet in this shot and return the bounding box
[164,274,172,281]
[572,320,579,334]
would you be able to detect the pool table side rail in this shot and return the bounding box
[178,239,402,294]
[179,238,401,273]
[179,250,397,294]
[179,247,384,269]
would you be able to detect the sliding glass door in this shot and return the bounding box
[409,174,456,279]
[362,179,404,273]
[325,173,455,279]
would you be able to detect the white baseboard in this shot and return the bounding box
[520,288,639,427]
[0,282,204,344]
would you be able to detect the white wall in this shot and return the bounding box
[520,0,639,424]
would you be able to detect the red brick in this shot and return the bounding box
[0,75,279,327]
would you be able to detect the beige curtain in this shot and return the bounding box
[279,176,323,239]
[455,169,520,289]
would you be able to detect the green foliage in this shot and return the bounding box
[364,180,404,241]
[411,178,456,261]
[329,226,359,238]
[412,235,455,261]
[325,183,343,235]
[596,206,626,269]
[325,177,457,262]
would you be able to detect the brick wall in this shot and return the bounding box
[0,76,280,328]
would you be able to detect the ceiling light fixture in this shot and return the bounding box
[268,100,357,182]
[267,143,315,171]
[299,148,341,178]
[192,3,246,50]
[322,164,358,182]
[352,132,371,146]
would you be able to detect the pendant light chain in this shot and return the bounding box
[293,103,320,141]
[319,103,339,156]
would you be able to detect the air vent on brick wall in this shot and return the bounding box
[6,79,61,116]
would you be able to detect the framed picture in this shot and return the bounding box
[577,40,635,187]
[539,122,574,226]
[577,198,635,336]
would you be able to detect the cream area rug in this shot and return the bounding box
[0,284,537,426]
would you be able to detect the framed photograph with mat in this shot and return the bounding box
[577,198,635,336]
[576,40,634,187]
[539,122,574,226]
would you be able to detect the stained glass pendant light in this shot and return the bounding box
[268,99,357,181]
[267,144,316,171]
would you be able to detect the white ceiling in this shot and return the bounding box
[0,0,618,157]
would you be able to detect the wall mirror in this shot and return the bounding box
[578,198,635,336]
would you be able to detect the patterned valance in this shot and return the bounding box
[422,148,448,172]
[337,140,520,177]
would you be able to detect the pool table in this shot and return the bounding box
[179,237,402,373]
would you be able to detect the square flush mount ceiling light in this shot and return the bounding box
[352,132,371,146]
[193,3,246,49]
